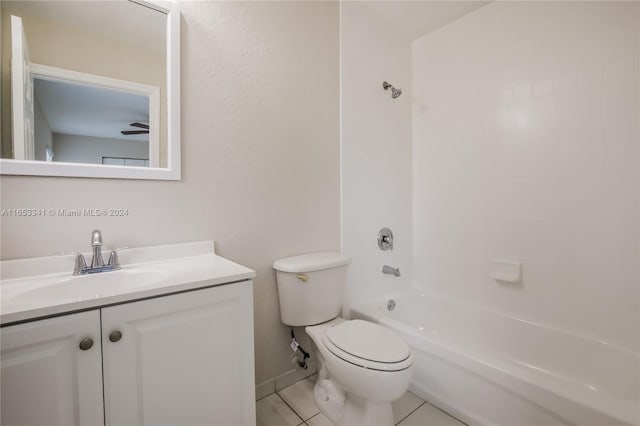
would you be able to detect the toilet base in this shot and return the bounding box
[340,393,394,426]
[313,379,394,426]
[314,378,345,422]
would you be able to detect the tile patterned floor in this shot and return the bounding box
[256,374,465,426]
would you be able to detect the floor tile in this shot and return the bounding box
[306,412,335,426]
[278,375,319,420]
[256,393,303,426]
[392,391,424,424]
[397,402,464,426]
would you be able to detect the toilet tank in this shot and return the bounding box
[273,252,350,326]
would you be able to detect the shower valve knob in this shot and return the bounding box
[377,227,394,251]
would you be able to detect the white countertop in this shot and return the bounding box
[1,241,255,325]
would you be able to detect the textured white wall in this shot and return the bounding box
[341,2,414,316]
[413,2,639,350]
[0,1,340,386]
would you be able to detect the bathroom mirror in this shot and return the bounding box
[0,0,181,180]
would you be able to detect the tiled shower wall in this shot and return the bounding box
[412,2,639,350]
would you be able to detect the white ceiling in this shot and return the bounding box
[35,78,150,142]
[359,1,491,40]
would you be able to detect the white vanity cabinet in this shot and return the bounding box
[1,280,255,426]
[102,281,255,426]
[0,310,105,426]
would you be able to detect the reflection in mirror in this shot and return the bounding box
[30,67,160,167]
[1,0,169,170]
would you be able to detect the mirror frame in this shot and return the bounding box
[0,0,181,180]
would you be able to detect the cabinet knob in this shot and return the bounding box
[79,337,94,351]
[109,330,123,343]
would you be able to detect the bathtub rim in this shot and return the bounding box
[352,291,639,356]
[351,292,639,426]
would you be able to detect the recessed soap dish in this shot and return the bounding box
[490,260,522,283]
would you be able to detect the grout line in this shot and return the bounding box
[304,411,324,426]
[278,374,320,421]
[395,401,426,425]
[269,373,467,426]
[275,392,305,425]
[423,401,468,426]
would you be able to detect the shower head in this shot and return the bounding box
[382,81,402,99]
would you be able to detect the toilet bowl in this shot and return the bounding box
[306,318,413,426]
[273,252,414,426]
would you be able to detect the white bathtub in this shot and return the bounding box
[351,294,639,426]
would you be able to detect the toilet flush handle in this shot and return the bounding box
[296,274,309,282]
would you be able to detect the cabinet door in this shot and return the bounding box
[0,311,104,426]
[102,281,255,426]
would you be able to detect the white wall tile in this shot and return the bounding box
[578,63,604,92]
[533,78,554,98]
[495,88,514,106]
[555,71,578,93]
[514,82,532,103]
[517,95,557,141]
[413,1,639,350]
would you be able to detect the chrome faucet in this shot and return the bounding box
[90,230,104,268]
[73,230,121,275]
[382,265,401,277]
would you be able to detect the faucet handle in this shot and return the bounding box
[91,230,103,247]
[73,253,88,275]
[107,247,127,270]
[107,251,119,269]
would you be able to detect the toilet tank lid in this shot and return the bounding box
[273,252,350,273]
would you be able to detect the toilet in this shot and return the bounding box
[273,252,413,426]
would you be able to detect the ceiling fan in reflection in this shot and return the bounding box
[121,122,149,135]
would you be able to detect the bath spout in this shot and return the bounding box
[382,265,400,277]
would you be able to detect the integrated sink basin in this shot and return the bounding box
[6,267,167,305]
[0,241,256,325]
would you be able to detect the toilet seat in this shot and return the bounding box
[321,320,412,372]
